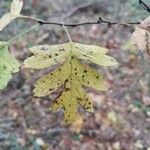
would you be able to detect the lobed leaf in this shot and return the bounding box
[33,61,70,97]
[51,89,78,123]
[51,78,94,123]
[28,43,70,55]
[72,80,94,113]
[24,43,70,69]
[73,42,108,55]
[72,42,118,66]
[25,41,118,123]
[72,58,107,91]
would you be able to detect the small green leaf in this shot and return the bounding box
[0,41,20,89]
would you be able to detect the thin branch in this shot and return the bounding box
[139,0,150,13]
[19,15,141,28]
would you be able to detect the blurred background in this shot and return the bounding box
[0,0,150,149]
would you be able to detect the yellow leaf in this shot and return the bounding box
[0,0,23,31]
[73,42,108,55]
[87,55,118,66]
[70,79,94,113]
[24,43,70,69]
[24,42,118,123]
[73,42,118,66]
[49,58,105,123]
[33,61,70,97]
[72,58,107,91]
[50,80,78,123]
[25,42,118,69]
[50,75,94,123]
[24,54,65,69]
[28,43,70,55]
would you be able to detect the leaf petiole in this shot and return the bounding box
[63,25,72,42]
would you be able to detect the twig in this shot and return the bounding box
[139,0,150,13]
[62,25,72,42]
[19,15,141,27]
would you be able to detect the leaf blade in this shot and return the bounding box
[27,42,118,123]
[0,13,14,31]
[0,41,20,89]
[0,0,23,31]
[33,62,70,97]
[10,0,23,15]
[72,58,108,91]
[24,43,70,69]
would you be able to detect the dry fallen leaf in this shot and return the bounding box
[140,16,150,31]
[130,27,150,53]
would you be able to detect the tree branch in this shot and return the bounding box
[19,15,141,27]
[139,0,150,13]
